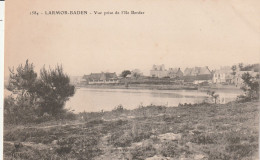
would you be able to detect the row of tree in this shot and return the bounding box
[231,63,260,75]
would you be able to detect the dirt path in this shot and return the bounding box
[13,121,86,130]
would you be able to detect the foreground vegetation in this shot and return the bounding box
[4,100,259,160]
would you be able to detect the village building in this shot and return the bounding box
[212,67,233,84]
[168,68,183,79]
[184,68,196,76]
[83,72,119,84]
[150,65,168,78]
[183,66,212,84]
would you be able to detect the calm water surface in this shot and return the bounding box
[65,88,242,113]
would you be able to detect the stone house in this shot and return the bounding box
[150,65,168,78]
[183,66,212,84]
[212,67,233,84]
[168,68,183,79]
[83,72,119,84]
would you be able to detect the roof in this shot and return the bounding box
[152,64,166,71]
[83,73,101,81]
[83,72,117,81]
[184,68,192,76]
[184,67,211,76]
[168,68,179,73]
[199,66,211,75]
[103,72,117,80]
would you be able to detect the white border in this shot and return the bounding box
[0,1,5,159]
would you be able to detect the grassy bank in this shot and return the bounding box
[4,101,259,160]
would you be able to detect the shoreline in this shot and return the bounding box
[77,84,198,90]
[76,83,241,91]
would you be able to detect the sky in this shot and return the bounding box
[4,0,260,77]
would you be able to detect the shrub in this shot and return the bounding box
[131,143,156,159]
[225,143,257,159]
[4,96,38,125]
[112,104,125,116]
[190,133,216,144]
[240,72,259,100]
[159,141,191,158]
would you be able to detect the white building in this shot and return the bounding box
[150,64,168,78]
[213,67,233,84]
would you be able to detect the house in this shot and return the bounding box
[183,66,212,84]
[168,68,183,79]
[150,65,168,78]
[213,67,233,84]
[184,66,212,76]
[83,72,119,84]
[183,68,193,76]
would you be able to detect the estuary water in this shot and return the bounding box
[65,88,242,113]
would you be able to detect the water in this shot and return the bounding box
[65,88,242,113]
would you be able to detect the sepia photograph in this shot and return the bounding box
[2,0,260,159]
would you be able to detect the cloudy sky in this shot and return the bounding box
[4,0,260,77]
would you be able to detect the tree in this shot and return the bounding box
[6,60,75,119]
[241,72,259,100]
[35,65,75,115]
[231,65,237,76]
[5,60,39,124]
[121,70,131,78]
[240,63,260,72]
[7,60,38,101]
[238,63,244,71]
[132,72,141,79]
